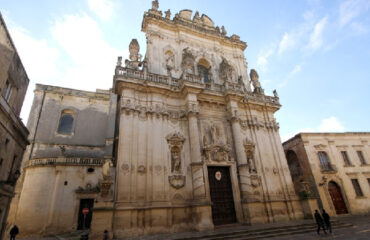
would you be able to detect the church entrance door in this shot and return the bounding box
[207,166,236,225]
[77,199,94,230]
[328,181,348,214]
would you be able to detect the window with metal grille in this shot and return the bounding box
[357,151,367,165]
[318,151,333,171]
[351,179,363,197]
[341,151,351,166]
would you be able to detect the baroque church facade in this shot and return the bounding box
[7,1,306,239]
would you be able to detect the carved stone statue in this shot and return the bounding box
[102,159,114,180]
[117,56,122,67]
[125,39,142,69]
[181,48,195,74]
[171,148,181,173]
[210,124,218,144]
[165,52,175,70]
[219,58,234,82]
[246,151,257,173]
[250,69,264,94]
[165,9,171,19]
[152,0,159,11]
[221,26,227,36]
[273,89,279,98]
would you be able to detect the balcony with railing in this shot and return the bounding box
[320,162,337,173]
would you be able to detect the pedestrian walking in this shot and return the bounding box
[314,209,327,235]
[9,225,19,240]
[103,230,110,240]
[322,209,332,233]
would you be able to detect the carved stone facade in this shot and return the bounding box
[7,2,304,239]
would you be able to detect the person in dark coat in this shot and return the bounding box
[314,210,327,235]
[9,225,19,240]
[103,230,110,240]
[322,209,332,233]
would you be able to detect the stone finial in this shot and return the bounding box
[129,39,140,61]
[117,56,122,66]
[193,11,201,23]
[221,26,227,36]
[250,69,264,94]
[165,9,171,19]
[152,0,159,11]
[273,89,279,98]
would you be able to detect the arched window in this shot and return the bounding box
[197,58,211,83]
[58,110,74,134]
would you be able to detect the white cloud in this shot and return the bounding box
[87,0,115,21]
[256,46,275,72]
[339,0,370,27]
[307,16,328,50]
[289,64,302,76]
[278,32,296,55]
[51,14,126,90]
[318,116,345,132]
[7,24,61,123]
[350,22,368,34]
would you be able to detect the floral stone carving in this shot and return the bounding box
[168,175,186,189]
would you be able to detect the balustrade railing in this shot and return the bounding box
[27,157,105,167]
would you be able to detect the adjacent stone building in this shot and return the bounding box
[7,1,305,239]
[0,12,30,238]
[283,132,370,217]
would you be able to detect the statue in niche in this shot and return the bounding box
[210,124,218,144]
[165,9,171,19]
[181,48,195,74]
[246,150,257,173]
[165,51,175,70]
[250,69,264,94]
[171,147,181,173]
[152,0,159,11]
[219,57,235,82]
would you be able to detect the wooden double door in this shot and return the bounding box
[208,166,237,225]
[328,181,348,214]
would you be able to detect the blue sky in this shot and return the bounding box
[1,0,369,141]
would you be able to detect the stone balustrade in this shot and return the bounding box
[115,66,280,106]
[27,157,105,167]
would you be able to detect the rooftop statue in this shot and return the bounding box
[250,69,264,94]
[152,0,159,11]
[125,39,142,69]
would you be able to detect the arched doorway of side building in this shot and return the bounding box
[328,181,348,214]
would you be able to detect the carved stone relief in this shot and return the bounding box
[202,123,233,162]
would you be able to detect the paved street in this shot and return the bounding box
[16,215,370,240]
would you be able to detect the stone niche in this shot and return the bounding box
[166,132,186,189]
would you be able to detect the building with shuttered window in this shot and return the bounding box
[283,132,370,217]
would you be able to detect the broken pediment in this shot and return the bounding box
[178,9,193,20]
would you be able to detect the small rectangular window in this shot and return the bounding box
[341,151,351,166]
[351,179,364,197]
[357,151,367,165]
[4,80,12,101]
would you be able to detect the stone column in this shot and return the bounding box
[228,100,249,200]
[186,94,213,231]
[187,105,206,199]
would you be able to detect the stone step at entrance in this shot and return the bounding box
[173,221,352,240]
[120,220,352,240]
